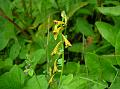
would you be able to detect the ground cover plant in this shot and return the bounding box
[0,0,120,89]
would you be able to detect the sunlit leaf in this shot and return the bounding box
[95,21,115,46]
[97,6,120,16]
[0,65,25,89]
[23,75,48,89]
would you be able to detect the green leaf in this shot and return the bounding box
[100,55,117,66]
[0,65,25,89]
[61,74,73,85]
[100,58,117,82]
[115,31,120,65]
[60,74,87,89]
[67,2,88,18]
[0,58,12,69]
[85,52,117,82]
[19,45,29,59]
[68,43,83,53]
[28,69,34,77]
[0,0,12,17]
[91,84,106,89]
[30,49,46,67]
[0,31,9,51]
[109,71,120,89]
[74,18,94,36]
[85,52,101,79]
[97,6,120,16]
[23,75,48,89]
[0,17,15,51]
[9,41,21,60]
[64,62,80,74]
[95,22,115,46]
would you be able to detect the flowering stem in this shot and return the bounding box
[59,33,64,87]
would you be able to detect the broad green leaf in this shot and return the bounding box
[74,18,94,36]
[61,74,73,85]
[63,62,80,74]
[60,74,87,89]
[85,52,117,82]
[30,49,46,67]
[9,41,21,60]
[0,0,12,17]
[85,52,101,79]
[0,17,15,51]
[68,2,88,18]
[109,71,120,89]
[100,58,117,82]
[23,75,48,89]
[0,31,9,51]
[95,22,115,46]
[77,76,107,89]
[100,55,117,65]
[0,58,12,69]
[115,30,120,65]
[91,84,106,89]
[68,43,83,53]
[0,65,25,89]
[97,6,120,16]
[61,75,106,89]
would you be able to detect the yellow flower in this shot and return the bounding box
[53,26,64,40]
[49,67,52,76]
[51,41,62,56]
[53,59,58,74]
[54,20,65,25]
[62,34,72,48]
[48,74,55,84]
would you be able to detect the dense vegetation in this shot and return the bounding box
[0,0,120,89]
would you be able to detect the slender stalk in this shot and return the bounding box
[79,76,106,87]
[46,16,50,77]
[109,70,118,88]
[83,34,89,88]
[82,34,85,61]
[0,10,27,36]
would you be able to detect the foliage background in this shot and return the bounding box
[0,0,120,89]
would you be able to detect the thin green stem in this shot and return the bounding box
[83,34,89,88]
[46,16,50,77]
[59,34,64,87]
[109,70,118,88]
[79,76,107,87]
